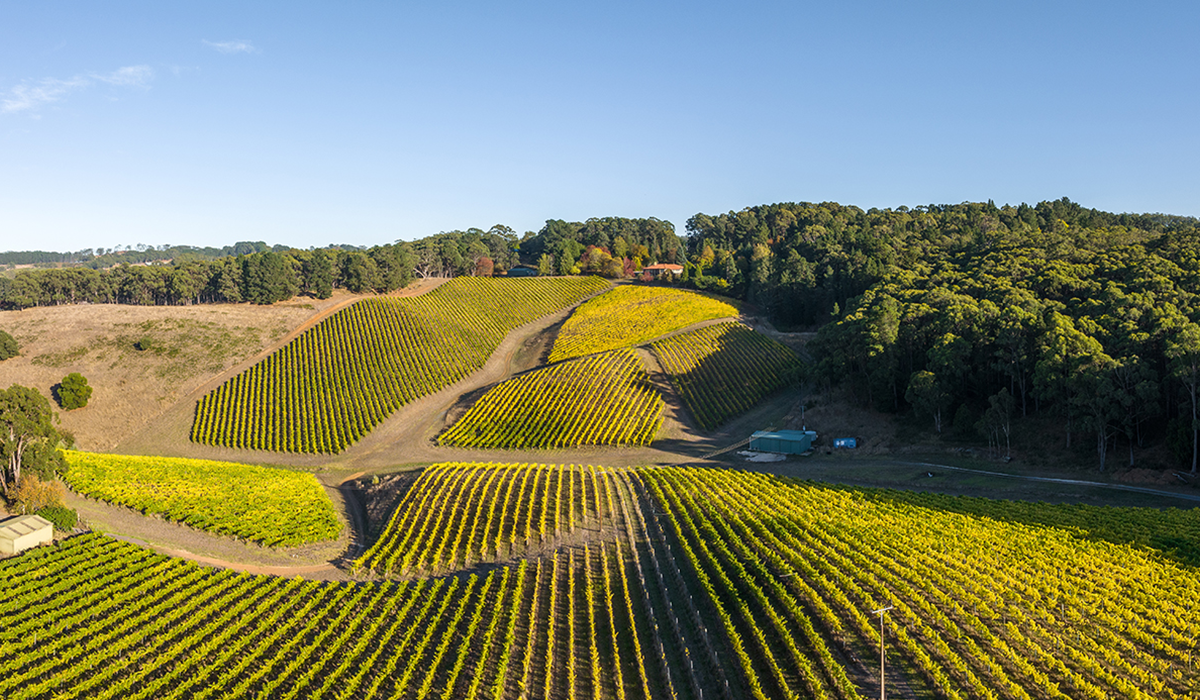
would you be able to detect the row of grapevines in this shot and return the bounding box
[1,531,689,699]
[644,469,866,699]
[438,348,664,449]
[612,465,746,700]
[845,486,1200,567]
[638,466,1200,699]
[190,276,610,454]
[355,462,615,577]
[605,468,693,699]
[518,542,676,700]
[650,322,802,430]
[550,285,739,362]
[61,451,341,546]
[21,462,1188,698]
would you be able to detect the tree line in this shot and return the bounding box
[7,200,1200,471]
[0,217,680,308]
[519,216,682,276]
[0,241,288,269]
[680,198,1200,471]
[0,245,410,307]
[0,230,497,307]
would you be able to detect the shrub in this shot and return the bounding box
[59,372,92,410]
[0,329,16,360]
[36,505,77,530]
[134,337,153,351]
[12,474,66,514]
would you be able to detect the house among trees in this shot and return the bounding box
[0,515,54,556]
[640,263,683,279]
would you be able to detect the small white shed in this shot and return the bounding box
[0,515,54,555]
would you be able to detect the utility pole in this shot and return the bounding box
[873,606,894,700]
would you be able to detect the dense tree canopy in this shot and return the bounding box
[0,243,418,308]
[410,226,520,279]
[681,197,1200,470]
[520,217,681,274]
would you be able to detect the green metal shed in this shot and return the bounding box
[749,429,816,454]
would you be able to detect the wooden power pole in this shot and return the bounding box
[873,606,894,700]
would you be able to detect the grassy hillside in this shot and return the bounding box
[0,300,323,451]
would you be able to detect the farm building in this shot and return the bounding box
[641,263,683,279]
[749,429,817,454]
[0,515,54,555]
[505,265,539,277]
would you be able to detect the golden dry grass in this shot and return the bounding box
[0,296,346,451]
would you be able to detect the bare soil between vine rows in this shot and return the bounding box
[40,277,1200,579]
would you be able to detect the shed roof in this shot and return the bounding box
[751,430,816,441]
[0,515,53,540]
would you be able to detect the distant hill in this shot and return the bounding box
[0,242,287,269]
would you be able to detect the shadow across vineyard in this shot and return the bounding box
[6,463,1197,698]
[651,322,803,432]
[841,484,1200,568]
[640,466,1200,699]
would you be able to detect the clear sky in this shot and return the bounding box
[2,1,1198,252]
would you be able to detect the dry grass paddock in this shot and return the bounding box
[0,296,343,451]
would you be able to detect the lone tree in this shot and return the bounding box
[0,330,16,361]
[0,385,60,499]
[59,373,93,410]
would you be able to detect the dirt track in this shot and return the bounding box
[66,482,353,579]
[79,283,805,576]
[116,277,448,466]
[113,280,752,474]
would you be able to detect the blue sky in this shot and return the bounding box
[2,1,1198,252]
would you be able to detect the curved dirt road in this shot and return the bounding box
[897,460,1200,503]
[85,287,794,577]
